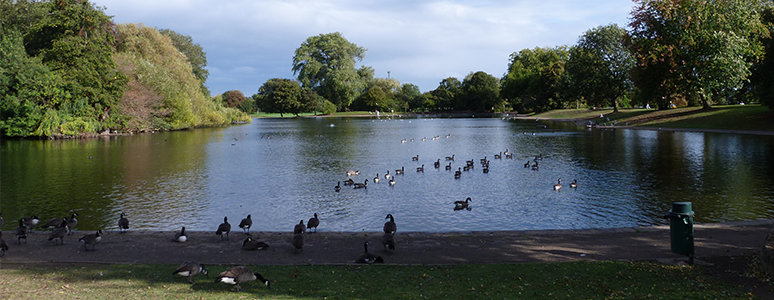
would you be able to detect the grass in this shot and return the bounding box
[0,262,759,299]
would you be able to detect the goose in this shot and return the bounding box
[241,236,270,250]
[238,214,252,233]
[335,181,341,192]
[506,153,513,159]
[173,262,208,283]
[446,134,451,138]
[531,161,539,171]
[454,167,462,179]
[216,266,270,291]
[389,177,396,186]
[395,166,405,175]
[0,231,7,257]
[66,213,78,235]
[174,226,188,242]
[216,216,231,240]
[482,166,489,173]
[355,241,384,264]
[445,154,455,161]
[480,156,488,164]
[503,149,510,156]
[346,170,360,176]
[553,178,563,191]
[445,162,452,170]
[411,155,419,161]
[421,137,427,142]
[21,215,39,228]
[384,171,391,180]
[307,213,320,232]
[382,232,396,251]
[0,212,4,228]
[535,154,543,161]
[463,165,471,172]
[294,220,306,234]
[383,214,397,234]
[466,160,474,167]
[416,164,424,172]
[15,219,28,244]
[570,179,578,188]
[79,230,102,251]
[401,139,407,143]
[454,197,472,210]
[434,159,441,168]
[292,232,304,252]
[373,173,380,183]
[353,179,368,189]
[494,152,502,159]
[343,178,355,186]
[117,213,129,233]
[43,216,67,229]
[48,220,68,245]
[524,161,531,168]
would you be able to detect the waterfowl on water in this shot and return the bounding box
[307,213,320,232]
[373,173,380,183]
[524,161,531,168]
[335,181,341,192]
[570,179,578,188]
[384,171,391,180]
[79,230,102,251]
[553,178,563,191]
[216,266,270,291]
[454,167,462,179]
[445,162,452,170]
[494,152,502,159]
[239,214,252,233]
[174,262,208,283]
[483,166,489,173]
[389,177,396,186]
[416,164,424,172]
[383,214,397,234]
[174,226,188,242]
[445,154,455,161]
[353,179,368,189]
[356,241,384,264]
[242,236,270,250]
[454,197,472,210]
[434,159,441,168]
[346,170,360,176]
[412,155,419,161]
[118,213,129,233]
[294,220,306,234]
[395,166,405,175]
[216,216,231,240]
[343,178,355,186]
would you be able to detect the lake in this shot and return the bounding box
[2,117,773,232]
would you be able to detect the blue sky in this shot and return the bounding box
[92,0,635,96]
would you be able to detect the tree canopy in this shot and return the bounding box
[501,47,569,113]
[159,29,210,95]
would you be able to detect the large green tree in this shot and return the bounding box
[628,0,768,109]
[429,77,461,111]
[749,3,774,109]
[397,83,422,112]
[567,24,634,112]
[501,47,569,113]
[292,32,369,111]
[159,29,210,95]
[258,78,303,117]
[460,71,501,112]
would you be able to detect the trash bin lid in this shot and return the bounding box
[671,202,693,215]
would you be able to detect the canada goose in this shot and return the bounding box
[356,241,384,264]
[383,214,396,234]
[353,179,368,189]
[66,213,78,235]
[554,178,563,191]
[174,226,188,242]
[570,179,578,188]
[373,173,380,183]
[395,166,405,175]
[216,266,270,291]
[346,170,360,176]
[416,164,424,172]
[454,167,462,179]
[335,181,341,192]
[21,215,39,228]
[401,139,407,143]
[535,154,543,160]
[482,166,489,173]
[466,160,474,167]
[384,171,391,179]
[0,231,8,257]
[445,162,452,170]
[454,197,472,210]
[343,178,355,186]
[412,155,419,161]
[239,214,252,233]
[524,161,531,168]
[494,152,502,159]
[434,159,441,168]
[79,230,102,251]
[480,156,488,164]
[118,213,129,233]
[445,154,455,161]
[463,165,471,172]
[216,216,231,240]
[504,149,510,156]
[242,236,270,250]
[389,177,396,186]
[294,220,306,234]
[15,219,28,244]
[174,262,208,283]
[307,213,320,232]
[48,220,68,245]
[531,161,539,171]
[43,216,67,229]
[382,232,395,251]
[292,232,304,252]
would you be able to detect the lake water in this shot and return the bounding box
[2,117,773,232]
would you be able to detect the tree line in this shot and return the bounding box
[245,0,773,116]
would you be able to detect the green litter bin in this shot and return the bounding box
[665,202,694,264]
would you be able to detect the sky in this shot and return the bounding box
[92,0,635,96]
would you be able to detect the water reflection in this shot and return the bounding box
[1,118,773,232]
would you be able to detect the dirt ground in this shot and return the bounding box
[1,220,771,266]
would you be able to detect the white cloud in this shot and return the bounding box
[94,0,633,95]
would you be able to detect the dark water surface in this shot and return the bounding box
[2,117,773,232]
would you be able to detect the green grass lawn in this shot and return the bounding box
[0,262,758,299]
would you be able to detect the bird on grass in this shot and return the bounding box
[383,214,397,235]
[216,216,231,240]
[216,266,270,291]
[174,262,208,284]
[454,197,472,210]
[239,214,252,233]
[79,230,102,251]
[174,226,188,243]
[355,241,383,264]
[118,213,129,233]
[307,213,320,233]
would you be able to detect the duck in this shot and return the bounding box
[343,178,355,186]
[21,215,39,228]
[335,181,341,192]
[553,178,563,191]
[294,220,306,234]
[292,232,304,252]
[174,226,188,242]
[445,162,452,170]
[15,219,28,244]
[454,167,462,179]
[346,170,360,176]
[395,166,405,175]
[434,159,441,168]
[416,164,424,172]
[216,266,270,291]
[241,236,270,250]
[382,232,396,251]
[373,173,380,183]
[383,214,397,234]
[445,154,455,161]
[238,214,252,233]
[389,177,396,186]
[216,216,231,240]
[48,220,68,245]
[173,262,208,283]
[411,155,419,161]
[0,231,7,257]
[79,230,102,251]
[307,213,320,232]
[454,197,472,210]
[384,171,391,180]
[570,179,578,188]
[355,241,384,264]
[117,213,129,233]
[353,179,368,189]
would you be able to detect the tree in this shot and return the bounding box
[566,25,634,111]
[460,71,501,112]
[258,78,302,117]
[628,0,767,109]
[159,29,210,95]
[292,32,368,111]
[222,90,247,109]
[429,77,461,111]
[501,47,569,113]
[397,83,422,112]
[749,4,774,109]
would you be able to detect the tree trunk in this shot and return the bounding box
[613,98,619,113]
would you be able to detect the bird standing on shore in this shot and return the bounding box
[238,214,252,233]
[307,213,320,233]
[174,226,188,242]
[383,214,397,234]
[15,219,28,244]
[242,236,270,250]
[118,213,129,233]
[294,220,306,234]
[79,230,102,251]
[216,216,231,240]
